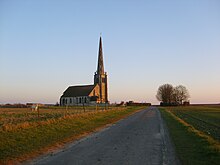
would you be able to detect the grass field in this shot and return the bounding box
[160,105,220,165]
[168,106,220,141]
[0,106,125,131]
[0,106,144,164]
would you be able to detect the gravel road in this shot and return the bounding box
[31,107,179,165]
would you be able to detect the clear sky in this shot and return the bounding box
[0,0,220,104]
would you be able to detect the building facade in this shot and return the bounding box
[60,37,108,106]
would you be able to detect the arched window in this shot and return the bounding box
[79,97,81,103]
[70,98,72,104]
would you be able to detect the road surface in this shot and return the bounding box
[31,107,179,165]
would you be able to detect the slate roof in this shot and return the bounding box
[61,85,95,97]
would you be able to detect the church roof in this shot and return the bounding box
[61,85,95,97]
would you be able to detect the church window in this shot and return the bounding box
[79,97,82,103]
[70,98,72,104]
[84,97,87,103]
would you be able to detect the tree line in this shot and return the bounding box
[156,84,190,106]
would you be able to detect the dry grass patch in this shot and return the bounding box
[0,106,144,164]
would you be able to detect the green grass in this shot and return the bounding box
[169,106,220,141]
[0,106,144,164]
[160,106,220,165]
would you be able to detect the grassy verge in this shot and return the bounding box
[159,107,220,165]
[0,106,144,164]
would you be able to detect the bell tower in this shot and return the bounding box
[94,36,108,103]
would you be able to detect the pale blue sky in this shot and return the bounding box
[0,0,220,104]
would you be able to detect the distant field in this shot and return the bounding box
[0,106,144,164]
[0,106,125,131]
[160,105,220,165]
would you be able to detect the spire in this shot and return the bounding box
[97,36,104,75]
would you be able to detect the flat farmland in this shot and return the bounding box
[160,105,220,165]
[0,106,143,164]
[168,105,220,141]
[0,106,125,131]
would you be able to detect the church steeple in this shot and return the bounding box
[94,36,108,103]
[97,36,104,75]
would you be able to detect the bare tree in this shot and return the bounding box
[156,84,174,105]
[173,85,190,105]
[156,84,190,106]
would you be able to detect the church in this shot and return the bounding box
[60,37,108,106]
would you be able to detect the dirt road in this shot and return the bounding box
[31,107,179,165]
